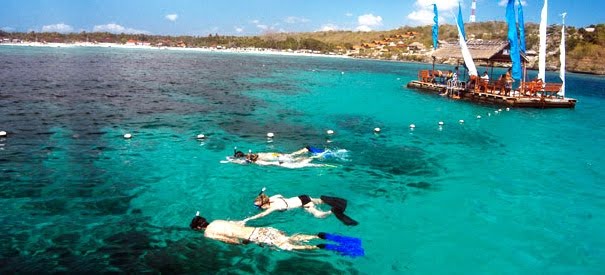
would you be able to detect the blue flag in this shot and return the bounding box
[432,4,438,50]
[457,3,466,41]
[518,0,526,52]
[506,0,522,80]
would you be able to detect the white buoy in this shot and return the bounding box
[196,134,206,140]
[477,115,482,119]
[438,121,444,126]
[341,71,345,75]
[267,132,274,138]
[488,113,491,117]
[396,77,401,80]
[123,133,132,139]
[374,127,381,133]
[326,130,334,135]
[459,120,464,124]
[506,107,510,111]
[498,109,503,112]
[495,110,499,114]
[409,124,416,129]
[0,131,6,137]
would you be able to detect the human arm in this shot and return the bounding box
[253,160,281,166]
[242,208,277,223]
[205,233,244,245]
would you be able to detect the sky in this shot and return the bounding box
[1,0,603,36]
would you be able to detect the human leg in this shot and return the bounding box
[304,204,332,218]
[276,232,319,250]
[289,234,319,242]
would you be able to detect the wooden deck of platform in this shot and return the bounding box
[406,80,576,108]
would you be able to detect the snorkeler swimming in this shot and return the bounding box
[222,146,341,168]
[190,211,364,257]
[243,187,358,226]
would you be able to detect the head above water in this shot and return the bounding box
[234,151,245,158]
[190,212,209,231]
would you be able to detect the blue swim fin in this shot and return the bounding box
[317,243,365,257]
[306,146,325,154]
[318,232,362,245]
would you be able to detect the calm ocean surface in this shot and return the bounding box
[1,46,604,274]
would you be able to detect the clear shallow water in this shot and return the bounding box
[1,46,604,274]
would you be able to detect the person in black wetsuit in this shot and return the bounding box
[242,188,358,226]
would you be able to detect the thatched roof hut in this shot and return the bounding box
[432,40,527,63]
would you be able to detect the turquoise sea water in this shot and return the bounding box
[1,46,604,274]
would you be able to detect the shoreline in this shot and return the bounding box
[2,42,604,76]
[0,42,351,60]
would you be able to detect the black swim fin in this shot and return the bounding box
[320,196,348,212]
[332,209,359,226]
[321,195,358,226]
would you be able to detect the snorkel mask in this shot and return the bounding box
[254,187,267,208]
[190,211,208,230]
[233,147,246,158]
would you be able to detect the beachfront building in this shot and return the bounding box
[407,42,426,54]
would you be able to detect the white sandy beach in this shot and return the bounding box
[0,41,352,59]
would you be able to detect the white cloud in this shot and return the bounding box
[1,26,15,32]
[415,0,458,11]
[358,14,382,26]
[407,0,458,26]
[235,27,244,33]
[355,25,372,32]
[165,14,178,22]
[498,0,527,7]
[345,12,353,17]
[317,24,339,32]
[41,23,73,33]
[248,20,283,33]
[93,23,149,34]
[407,9,436,26]
[354,13,382,32]
[284,16,309,24]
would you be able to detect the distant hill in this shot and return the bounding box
[1,22,603,74]
[281,21,604,74]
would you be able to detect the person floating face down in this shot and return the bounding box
[232,146,325,168]
[189,212,364,257]
[245,188,358,226]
